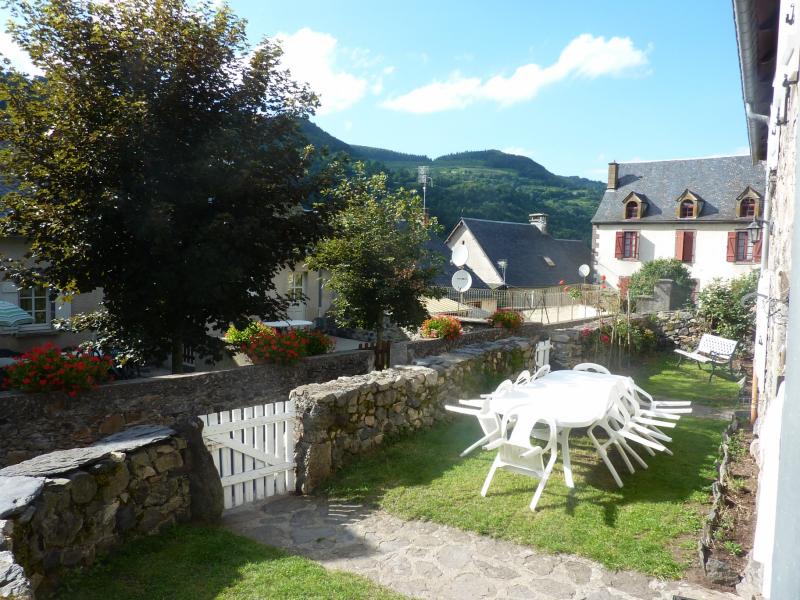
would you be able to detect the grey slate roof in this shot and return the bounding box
[457,218,592,288]
[592,155,766,224]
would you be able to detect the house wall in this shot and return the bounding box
[445,224,502,287]
[745,1,799,596]
[0,238,102,353]
[594,222,759,289]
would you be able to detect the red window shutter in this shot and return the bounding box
[753,238,762,262]
[684,231,695,262]
[633,232,639,259]
[614,231,624,259]
[726,232,736,262]
[675,231,685,260]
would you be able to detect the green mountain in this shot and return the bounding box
[299,120,604,244]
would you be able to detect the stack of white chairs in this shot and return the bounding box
[481,406,558,511]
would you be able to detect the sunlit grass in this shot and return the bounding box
[324,417,724,579]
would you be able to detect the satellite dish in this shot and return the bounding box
[451,245,469,267]
[578,264,590,278]
[451,269,473,292]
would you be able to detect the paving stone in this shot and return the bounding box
[474,558,521,580]
[532,577,576,598]
[222,495,738,600]
[436,544,473,570]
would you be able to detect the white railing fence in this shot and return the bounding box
[199,401,296,509]
[427,284,617,324]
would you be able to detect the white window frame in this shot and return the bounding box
[18,285,56,327]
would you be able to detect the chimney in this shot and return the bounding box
[607,161,619,190]
[529,213,548,234]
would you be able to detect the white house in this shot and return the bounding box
[591,155,766,292]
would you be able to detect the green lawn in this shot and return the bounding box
[621,352,742,406]
[56,525,401,600]
[323,416,724,579]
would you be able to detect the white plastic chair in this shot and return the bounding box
[481,406,558,511]
[531,364,551,381]
[633,384,692,415]
[444,402,502,457]
[573,362,611,374]
[514,370,532,385]
[587,385,670,487]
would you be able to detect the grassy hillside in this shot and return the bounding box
[298,120,603,244]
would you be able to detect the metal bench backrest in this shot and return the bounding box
[697,334,737,358]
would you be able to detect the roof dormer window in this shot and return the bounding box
[675,189,702,219]
[736,186,762,219]
[621,192,646,219]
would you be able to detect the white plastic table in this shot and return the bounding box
[487,370,629,488]
[261,319,313,330]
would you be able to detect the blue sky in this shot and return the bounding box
[1,1,749,180]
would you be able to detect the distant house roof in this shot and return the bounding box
[450,218,591,288]
[592,155,766,224]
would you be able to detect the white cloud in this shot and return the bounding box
[0,30,43,77]
[276,28,369,115]
[383,65,395,75]
[383,34,649,114]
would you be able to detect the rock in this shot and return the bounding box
[68,471,98,504]
[301,441,332,494]
[170,418,223,523]
[154,452,183,474]
[0,550,33,600]
[0,426,175,478]
[706,557,741,587]
[0,476,45,518]
[96,460,130,502]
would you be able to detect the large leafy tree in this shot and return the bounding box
[0,0,334,371]
[308,165,443,347]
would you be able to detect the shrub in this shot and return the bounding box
[3,342,114,396]
[489,309,523,331]
[581,318,658,355]
[697,271,758,340]
[420,315,462,340]
[224,321,272,346]
[628,258,695,307]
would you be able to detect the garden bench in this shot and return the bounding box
[674,334,738,381]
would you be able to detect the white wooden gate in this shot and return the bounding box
[199,401,296,509]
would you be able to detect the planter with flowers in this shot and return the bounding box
[488,309,523,331]
[224,321,334,366]
[2,342,114,397]
[420,315,463,341]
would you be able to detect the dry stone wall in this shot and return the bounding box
[0,422,222,599]
[291,337,536,493]
[0,350,371,467]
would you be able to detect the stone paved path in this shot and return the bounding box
[223,495,739,600]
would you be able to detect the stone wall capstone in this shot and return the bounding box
[0,349,372,467]
[404,323,543,363]
[0,421,222,599]
[291,336,537,493]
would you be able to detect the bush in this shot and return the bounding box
[628,258,695,307]
[224,321,272,346]
[420,315,462,340]
[3,342,114,396]
[580,318,658,355]
[305,330,336,355]
[697,271,758,339]
[489,309,523,331]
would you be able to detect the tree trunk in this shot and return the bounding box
[171,336,184,374]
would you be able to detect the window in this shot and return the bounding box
[679,200,695,218]
[542,256,555,267]
[624,201,639,219]
[675,231,695,263]
[288,272,305,303]
[735,231,752,262]
[615,231,639,259]
[739,198,756,218]
[18,285,55,325]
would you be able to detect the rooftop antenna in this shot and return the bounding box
[417,165,433,215]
